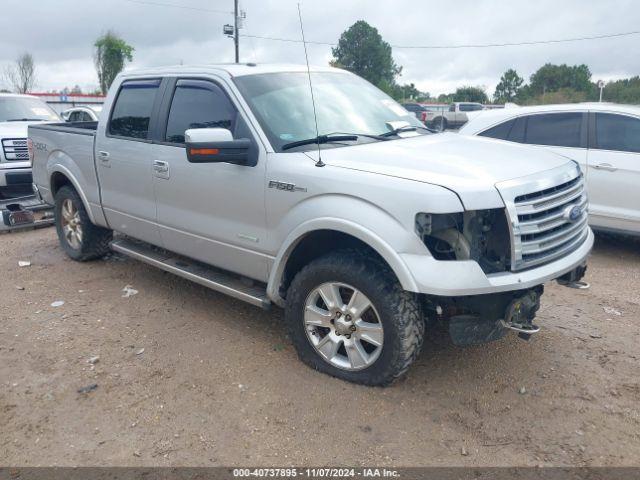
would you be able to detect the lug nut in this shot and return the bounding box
[345,314,352,321]
[346,334,351,339]
[350,325,356,331]
[335,312,342,318]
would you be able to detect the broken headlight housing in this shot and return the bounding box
[415,210,511,274]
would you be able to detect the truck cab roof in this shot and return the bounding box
[119,63,346,80]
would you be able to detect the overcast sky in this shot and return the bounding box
[1,0,639,96]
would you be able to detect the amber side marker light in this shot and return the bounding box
[190,148,219,155]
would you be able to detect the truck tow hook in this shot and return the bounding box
[500,320,541,341]
[557,279,590,290]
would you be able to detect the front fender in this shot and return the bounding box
[266,194,433,305]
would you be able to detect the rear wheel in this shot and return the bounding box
[433,117,448,132]
[285,250,424,386]
[54,185,112,261]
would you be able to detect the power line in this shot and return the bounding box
[123,0,233,15]
[241,29,640,49]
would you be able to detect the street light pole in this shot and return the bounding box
[234,0,239,63]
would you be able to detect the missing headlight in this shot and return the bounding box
[415,210,511,273]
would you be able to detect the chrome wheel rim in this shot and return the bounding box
[61,198,83,250]
[304,282,384,371]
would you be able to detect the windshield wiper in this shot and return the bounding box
[5,118,46,122]
[282,134,358,151]
[378,125,435,137]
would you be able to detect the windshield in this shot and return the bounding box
[234,72,424,152]
[0,97,60,122]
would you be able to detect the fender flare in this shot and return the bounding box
[49,165,97,224]
[266,217,420,306]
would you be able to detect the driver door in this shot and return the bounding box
[149,77,269,281]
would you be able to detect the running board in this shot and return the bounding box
[110,238,271,309]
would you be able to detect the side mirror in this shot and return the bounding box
[185,128,250,165]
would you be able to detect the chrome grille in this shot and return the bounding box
[497,164,589,271]
[2,138,29,161]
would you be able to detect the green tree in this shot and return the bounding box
[331,21,401,89]
[494,69,524,102]
[529,63,593,96]
[94,31,134,94]
[602,76,640,104]
[452,86,488,103]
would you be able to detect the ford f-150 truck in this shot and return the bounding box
[0,93,60,197]
[29,64,593,385]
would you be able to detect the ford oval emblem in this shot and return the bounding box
[563,205,583,223]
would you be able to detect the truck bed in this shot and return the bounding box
[29,121,102,219]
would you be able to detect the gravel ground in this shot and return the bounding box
[1,227,639,467]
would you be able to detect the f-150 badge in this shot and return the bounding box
[268,180,307,193]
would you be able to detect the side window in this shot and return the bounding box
[594,113,640,153]
[524,112,582,148]
[479,119,515,140]
[68,111,80,122]
[460,104,480,112]
[80,112,92,122]
[165,79,237,144]
[449,104,455,112]
[109,79,160,139]
[508,116,526,143]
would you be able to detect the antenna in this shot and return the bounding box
[297,3,324,167]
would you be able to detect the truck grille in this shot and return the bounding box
[497,164,589,271]
[2,138,29,161]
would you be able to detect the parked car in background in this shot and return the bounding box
[0,93,59,197]
[402,103,449,125]
[459,103,640,236]
[61,105,102,122]
[30,64,591,385]
[424,102,484,131]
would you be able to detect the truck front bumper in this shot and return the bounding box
[400,227,594,297]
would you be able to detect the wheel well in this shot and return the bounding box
[279,230,392,299]
[50,172,73,196]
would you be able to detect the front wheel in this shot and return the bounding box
[285,251,424,386]
[54,185,112,261]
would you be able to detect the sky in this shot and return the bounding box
[1,0,639,97]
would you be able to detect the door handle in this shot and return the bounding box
[97,151,110,167]
[593,163,617,172]
[153,160,169,172]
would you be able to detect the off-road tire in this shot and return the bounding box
[285,250,424,386]
[54,185,112,261]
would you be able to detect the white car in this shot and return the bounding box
[0,93,60,197]
[459,103,640,236]
[61,105,102,122]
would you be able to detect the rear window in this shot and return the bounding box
[524,113,582,148]
[479,119,516,140]
[108,79,160,139]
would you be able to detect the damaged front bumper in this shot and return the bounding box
[427,263,588,346]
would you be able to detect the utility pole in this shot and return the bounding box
[234,0,239,63]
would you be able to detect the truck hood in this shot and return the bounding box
[320,133,574,210]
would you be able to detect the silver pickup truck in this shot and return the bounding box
[30,64,593,385]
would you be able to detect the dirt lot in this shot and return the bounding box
[1,227,639,467]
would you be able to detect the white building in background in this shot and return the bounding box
[29,92,105,115]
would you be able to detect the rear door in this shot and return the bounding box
[95,78,163,245]
[149,76,268,281]
[587,111,640,234]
